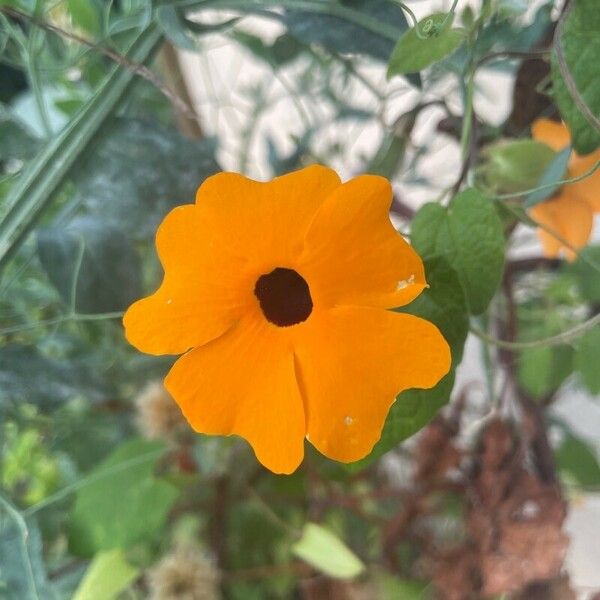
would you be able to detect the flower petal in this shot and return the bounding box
[299,175,426,309]
[165,315,306,474]
[123,204,248,355]
[195,165,342,270]
[569,151,600,211]
[531,119,571,152]
[293,306,450,463]
[530,191,594,261]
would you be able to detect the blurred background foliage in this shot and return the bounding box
[0,0,600,598]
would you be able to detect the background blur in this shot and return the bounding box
[1,0,600,598]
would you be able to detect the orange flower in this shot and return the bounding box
[529,119,600,260]
[124,166,450,474]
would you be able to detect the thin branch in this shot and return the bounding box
[225,561,310,582]
[476,49,550,68]
[505,257,561,274]
[246,486,300,538]
[158,42,204,138]
[469,312,600,351]
[390,194,415,219]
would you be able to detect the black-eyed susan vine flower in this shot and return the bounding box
[529,119,600,260]
[123,166,450,474]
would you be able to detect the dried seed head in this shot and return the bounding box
[135,381,188,441]
[147,545,220,600]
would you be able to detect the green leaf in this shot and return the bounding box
[349,259,468,469]
[375,573,430,599]
[0,504,55,600]
[497,0,529,16]
[67,0,102,35]
[556,434,600,488]
[401,258,469,363]
[292,523,365,579]
[387,13,465,77]
[375,372,455,458]
[478,140,555,194]
[525,146,571,207]
[0,112,38,161]
[70,118,219,241]
[566,246,600,302]
[69,439,178,557]
[155,5,198,51]
[0,344,113,409]
[574,326,600,394]
[156,6,239,49]
[233,31,303,68]
[282,0,407,62]
[366,113,414,179]
[517,345,573,398]
[37,216,142,314]
[72,550,139,600]
[446,4,552,74]
[551,0,600,154]
[411,189,505,315]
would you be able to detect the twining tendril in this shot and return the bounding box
[393,0,460,39]
[422,18,435,35]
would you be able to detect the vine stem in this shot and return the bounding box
[22,449,163,517]
[460,68,475,161]
[246,486,300,538]
[0,311,123,336]
[492,159,600,200]
[469,313,600,351]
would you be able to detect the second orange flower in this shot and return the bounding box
[530,119,600,260]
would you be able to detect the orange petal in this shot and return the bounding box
[569,150,600,211]
[293,306,450,463]
[530,191,594,261]
[299,175,426,309]
[123,204,248,355]
[531,119,571,152]
[530,202,562,258]
[195,165,342,271]
[165,315,305,474]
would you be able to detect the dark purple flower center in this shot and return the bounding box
[254,267,313,327]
